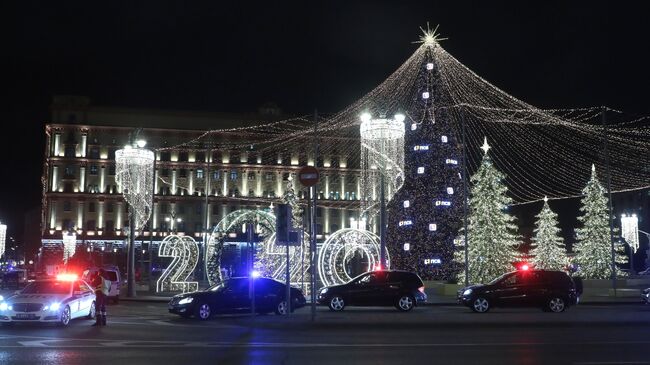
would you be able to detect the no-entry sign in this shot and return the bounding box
[298,166,320,187]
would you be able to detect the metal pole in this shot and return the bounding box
[380,174,387,269]
[285,228,291,315]
[461,109,469,287]
[602,106,617,295]
[310,109,319,321]
[148,157,156,292]
[248,223,255,316]
[127,212,136,297]
[203,148,211,283]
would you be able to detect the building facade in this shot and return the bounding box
[40,96,367,275]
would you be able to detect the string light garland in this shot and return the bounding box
[115,146,155,230]
[62,232,76,264]
[0,223,5,260]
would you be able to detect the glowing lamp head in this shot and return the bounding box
[56,273,78,281]
[136,139,147,148]
[394,113,406,123]
[360,112,372,123]
[251,270,261,279]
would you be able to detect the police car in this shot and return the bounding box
[0,274,96,326]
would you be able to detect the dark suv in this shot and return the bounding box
[317,270,427,312]
[457,269,579,313]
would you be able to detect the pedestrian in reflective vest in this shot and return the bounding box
[91,269,109,326]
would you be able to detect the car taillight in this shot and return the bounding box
[418,286,425,294]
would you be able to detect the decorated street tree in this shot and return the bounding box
[573,165,627,279]
[387,30,464,280]
[530,197,567,270]
[455,139,520,285]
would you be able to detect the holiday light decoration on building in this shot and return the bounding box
[621,214,639,253]
[318,228,389,287]
[0,222,7,259]
[156,234,199,293]
[115,144,155,231]
[62,232,76,264]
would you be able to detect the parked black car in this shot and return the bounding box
[168,277,306,320]
[317,270,427,312]
[457,269,579,313]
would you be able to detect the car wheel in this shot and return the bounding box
[328,296,345,311]
[275,300,289,315]
[87,301,96,319]
[59,305,71,326]
[547,297,566,313]
[396,295,415,312]
[471,297,490,313]
[194,302,211,320]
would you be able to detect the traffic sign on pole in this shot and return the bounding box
[298,166,319,187]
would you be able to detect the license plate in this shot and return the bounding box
[15,314,33,319]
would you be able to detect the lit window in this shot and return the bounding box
[426,63,434,70]
[403,200,410,208]
[403,243,410,251]
[411,123,417,131]
[417,167,425,174]
[196,169,204,179]
[429,223,437,231]
[441,136,448,143]
[422,92,430,99]
[230,170,238,180]
[447,187,454,194]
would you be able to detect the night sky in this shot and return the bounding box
[3,1,649,244]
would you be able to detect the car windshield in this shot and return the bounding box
[21,281,71,295]
[488,272,514,285]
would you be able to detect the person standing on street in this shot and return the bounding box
[91,269,109,326]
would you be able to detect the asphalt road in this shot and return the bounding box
[0,302,649,365]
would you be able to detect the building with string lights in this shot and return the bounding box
[40,95,368,276]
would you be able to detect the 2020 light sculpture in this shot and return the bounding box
[62,232,76,264]
[318,228,388,287]
[205,209,311,290]
[156,234,199,293]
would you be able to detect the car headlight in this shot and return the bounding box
[178,297,194,305]
[319,288,328,295]
[463,289,473,296]
[49,303,61,311]
[0,302,8,311]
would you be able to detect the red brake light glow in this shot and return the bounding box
[520,264,530,271]
[56,273,78,281]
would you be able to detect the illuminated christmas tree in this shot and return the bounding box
[455,139,520,285]
[530,197,567,270]
[573,165,627,279]
[387,30,465,280]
